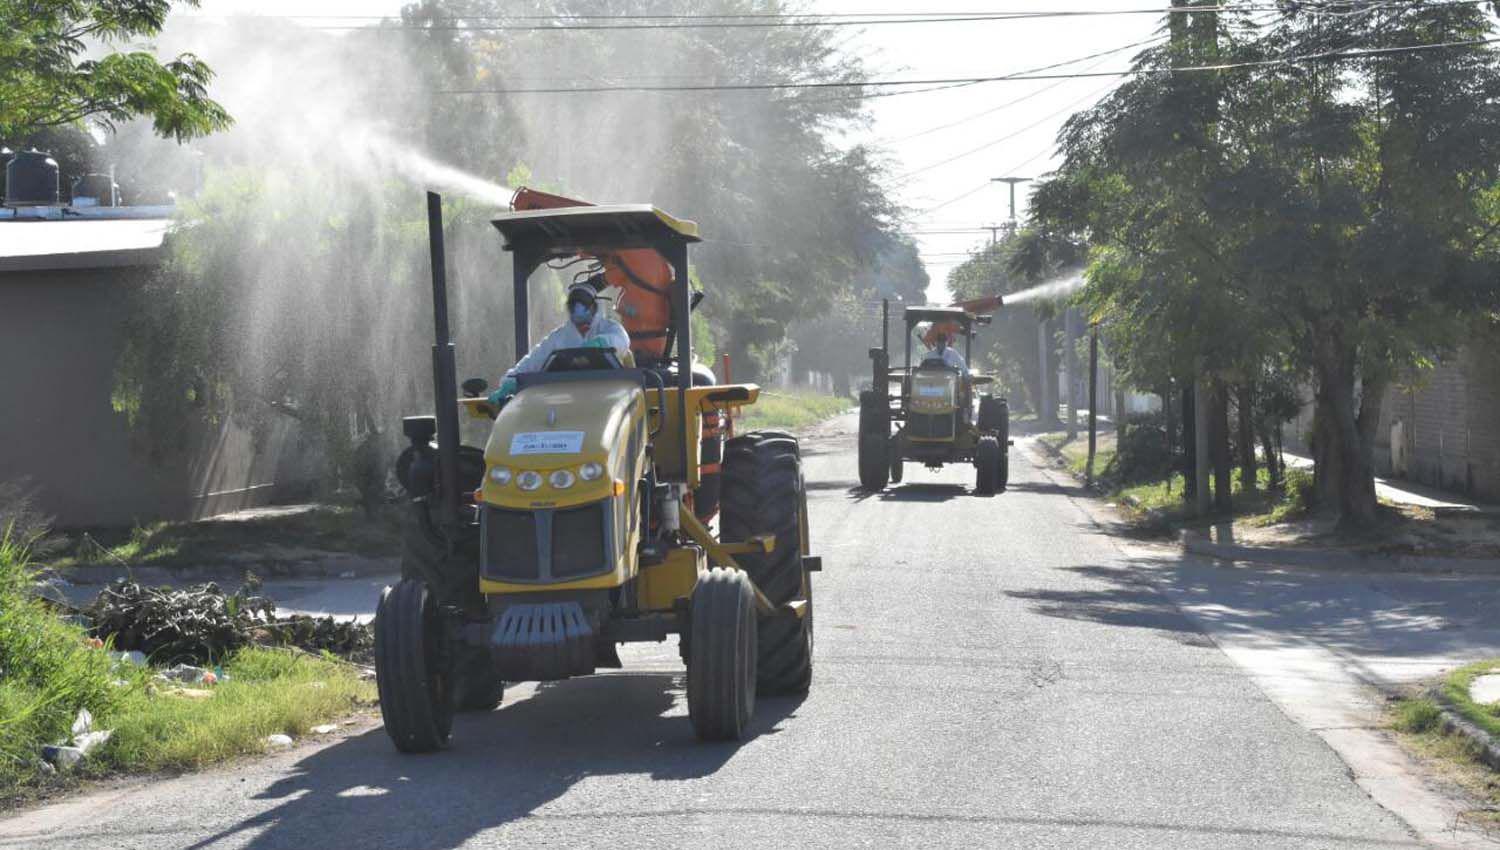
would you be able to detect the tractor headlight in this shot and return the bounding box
[578,462,604,481]
[488,466,513,486]
[516,470,543,491]
[549,469,576,489]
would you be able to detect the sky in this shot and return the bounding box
[183,1,1162,300]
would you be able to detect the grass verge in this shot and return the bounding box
[1443,660,1500,741]
[738,389,851,431]
[1390,687,1500,832]
[1036,430,1313,533]
[0,530,371,802]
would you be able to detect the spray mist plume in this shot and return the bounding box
[1005,272,1085,306]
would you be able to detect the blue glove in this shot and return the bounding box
[487,377,517,407]
[582,338,611,350]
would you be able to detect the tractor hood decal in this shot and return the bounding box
[510,431,585,455]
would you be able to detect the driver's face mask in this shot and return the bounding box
[570,301,596,326]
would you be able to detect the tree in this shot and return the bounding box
[0,0,229,142]
[1033,2,1500,528]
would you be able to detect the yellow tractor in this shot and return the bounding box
[858,300,1010,494]
[379,193,818,750]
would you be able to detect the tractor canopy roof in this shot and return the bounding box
[903,306,986,329]
[491,205,701,258]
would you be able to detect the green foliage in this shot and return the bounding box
[0,0,230,141]
[1031,2,1500,526]
[1443,660,1500,741]
[1393,698,1443,735]
[739,389,850,431]
[0,529,370,795]
[0,528,127,791]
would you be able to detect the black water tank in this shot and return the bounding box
[71,173,120,207]
[4,149,60,207]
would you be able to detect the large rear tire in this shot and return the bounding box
[375,579,454,753]
[450,645,504,712]
[687,568,758,741]
[975,435,1001,496]
[721,432,814,695]
[857,391,889,491]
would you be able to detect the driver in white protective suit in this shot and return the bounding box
[921,332,968,373]
[487,278,632,407]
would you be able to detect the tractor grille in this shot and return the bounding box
[552,504,608,579]
[483,507,539,581]
[908,412,955,440]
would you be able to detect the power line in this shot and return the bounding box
[274,3,1493,30]
[281,7,1315,31]
[890,35,1167,143]
[896,80,1120,181]
[430,37,1500,95]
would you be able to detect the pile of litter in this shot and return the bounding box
[39,709,111,774]
[85,577,372,665]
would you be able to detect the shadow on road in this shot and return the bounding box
[187,673,806,850]
[1007,557,1500,659]
[1005,563,1215,647]
[878,484,968,503]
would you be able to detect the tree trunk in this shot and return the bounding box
[1258,415,1281,494]
[1312,393,1339,510]
[1181,381,1197,501]
[1163,383,1176,460]
[1314,336,1382,529]
[1162,384,1175,494]
[1236,383,1257,497]
[1210,380,1233,513]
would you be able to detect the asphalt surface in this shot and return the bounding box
[1,414,1427,849]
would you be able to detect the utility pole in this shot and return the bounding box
[985,225,1003,246]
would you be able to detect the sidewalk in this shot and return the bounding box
[1283,450,1499,516]
[1021,440,1500,846]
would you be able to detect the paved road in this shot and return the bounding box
[0,415,1439,849]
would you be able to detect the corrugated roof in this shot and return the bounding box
[0,218,172,272]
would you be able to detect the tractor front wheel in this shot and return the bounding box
[375,579,454,753]
[975,435,1002,495]
[687,568,758,741]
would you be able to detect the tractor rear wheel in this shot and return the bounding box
[450,645,504,712]
[722,432,814,695]
[859,433,889,491]
[687,567,758,741]
[975,435,1001,495]
[375,579,454,753]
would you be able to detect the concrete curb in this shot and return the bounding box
[1029,436,1109,496]
[1181,535,1500,577]
[1426,687,1500,772]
